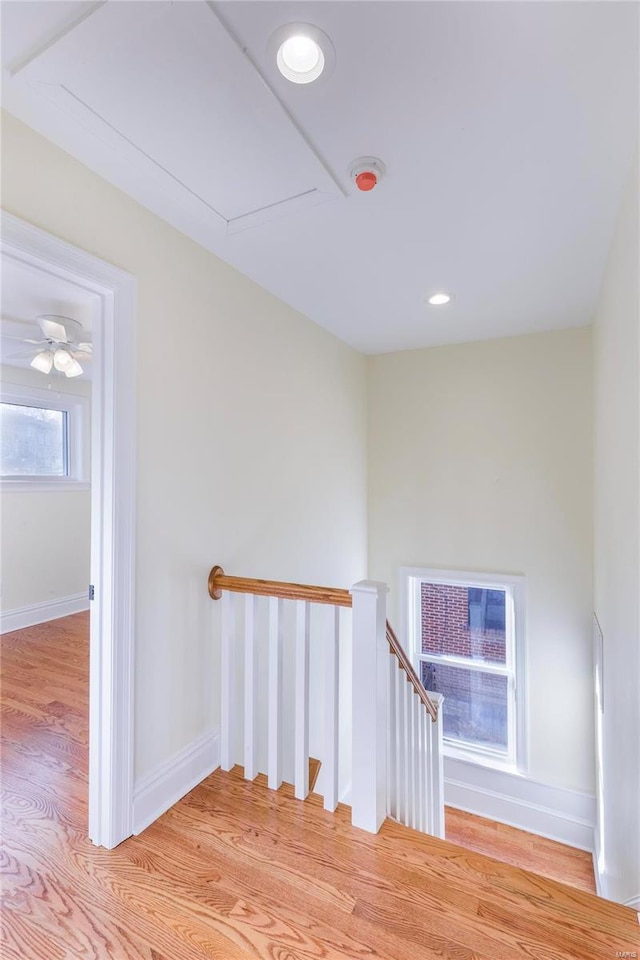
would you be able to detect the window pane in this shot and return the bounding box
[421,582,506,664]
[0,403,68,477]
[421,661,509,751]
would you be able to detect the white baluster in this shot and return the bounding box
[417,697,426,832]
[294,600,310,800]
[395,665,403,824]
[430,693,445,838]
[387,654,396,819]
[425,710,432,834]
[410,692,419,829]
[415,695,421,830]
[415,696,422,830]
[244,594,259,780]
[324,605,340,812]
[403,676,411,827]
[407,686,414,828]
[268,597,283,791]
[423,709,430,833]
[220,590,235,772]
[425,702,434,835]
[418,704,426,833]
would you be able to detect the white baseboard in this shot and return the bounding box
[624,894,640,913]
[133,732,220,835]
[0,592,89,634]
[444,757,595,852]
[339,782,352,806]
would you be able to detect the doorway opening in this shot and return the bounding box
[1,212,136,848]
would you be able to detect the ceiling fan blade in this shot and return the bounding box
[1,334,46,344]
[4,348,44,360]
[38,317,69,342]
[72,350,92,361]
[77,342,93,353]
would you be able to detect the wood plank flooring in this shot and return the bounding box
[2,613,639,960]
[445,807,597,894]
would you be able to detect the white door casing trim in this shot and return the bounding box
[1,211,136,848]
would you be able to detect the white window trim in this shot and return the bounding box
[1,381,90,491]
[400,566,528,775]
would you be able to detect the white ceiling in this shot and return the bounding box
[1,1,637,354]
[1,254,97,379]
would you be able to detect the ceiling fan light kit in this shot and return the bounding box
[30,350,54,374]
[14,314,93,378]
[52,347,82,377]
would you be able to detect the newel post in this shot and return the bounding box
[350,580,389,833]
[429,691,446,839]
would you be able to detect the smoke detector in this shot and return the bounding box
[350,157,386,192]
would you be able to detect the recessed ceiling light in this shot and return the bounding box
[278,35,324,83]
[428,293,451,306]
[270,23,335,85]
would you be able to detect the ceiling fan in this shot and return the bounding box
[8,315,92,378]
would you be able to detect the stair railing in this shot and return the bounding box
[387,621,445,837]
[208,566,444,837]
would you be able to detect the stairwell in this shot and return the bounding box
[208,565,445,839]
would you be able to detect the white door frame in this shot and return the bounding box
[1,211,136,848]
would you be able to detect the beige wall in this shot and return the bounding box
[367,327,594,794]
[1,364,91,611]
[593,153,639,904]
[1,110,368,782]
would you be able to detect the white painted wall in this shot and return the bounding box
[0,111,368,784]
[593,153,640,906]
[367,328,594,797]
[0,364,91,612]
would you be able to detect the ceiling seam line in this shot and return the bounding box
[59,86,229,225]
[8,2,107,78]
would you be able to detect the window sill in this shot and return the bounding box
[443,742,522,776]
[1,480,90,493]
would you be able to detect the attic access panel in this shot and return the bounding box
[13,2,341,232]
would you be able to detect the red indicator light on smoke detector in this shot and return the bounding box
[350,157,386,192]
[355,171,378,191]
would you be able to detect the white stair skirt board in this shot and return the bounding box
[444,757,596,852]
[133,732,220,835]
[594,865,640,914]
[594,856,609,901]
[0,593,90,634]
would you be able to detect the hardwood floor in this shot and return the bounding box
[2,613,638,960]
[445,807,597,894]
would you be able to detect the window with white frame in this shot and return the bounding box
[403,567,526,771]
[0,382,89,489]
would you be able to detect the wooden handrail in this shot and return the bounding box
[386,621,439,722]
[208,566,352,607]
[208,566,439,721]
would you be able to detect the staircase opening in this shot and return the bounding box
[208,564,445,838]
[444,807,597,894]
